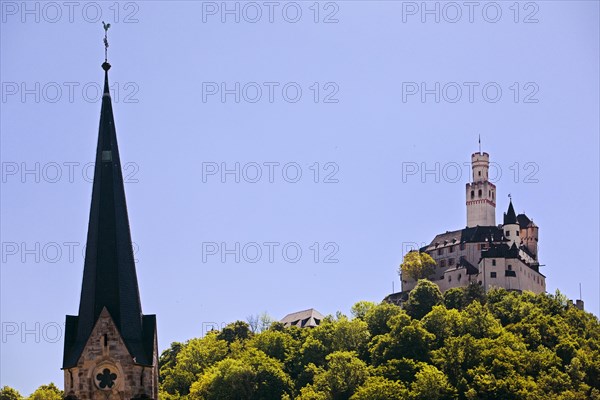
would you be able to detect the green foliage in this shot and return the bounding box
[405,279,444,320]
[189,348,293,400]
[444,283,486,311]
[363,302,402,336]
[157,290,600,399]
[0,387,22,400]
[444,287,466,310]
[27,384,62,400]
[410,364,457,400]
[350,301,376,320]
[350,376,408,400]
[400,251,436,281]
[217,320,252,343]
[310,351,369,400]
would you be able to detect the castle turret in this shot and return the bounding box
[503,200,521,247]
[518,213,539,259]
[466,152,496,227]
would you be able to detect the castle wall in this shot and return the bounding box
[479,258,545,294]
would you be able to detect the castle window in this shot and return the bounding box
[440,260,446,268]
[478,171,481,176]
[516,231,520,236]
[471,190,475,199]
[492,192,495,199]
[505,230,510,237]
[449,258,455,266]
[458,274,462,281]
[488,190,491,197]
[438,248,443,256]
[478,189,482,197]
[492,259,496,266]
[508,265,512,270]
[448,275,452,282]
[490,272,497,278]
[449,246,454,253]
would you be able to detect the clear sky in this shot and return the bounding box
[1,0,599,394]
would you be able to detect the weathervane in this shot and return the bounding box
[102,21,111,63]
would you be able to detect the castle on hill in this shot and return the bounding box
[401,150,546,295]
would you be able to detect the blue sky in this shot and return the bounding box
[1,0,599,394]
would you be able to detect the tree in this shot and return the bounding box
[310,351,369,400]
[364,302,403,336]
[370,313,434,365]
[400,251,436,281]
[443,287,465,310]
[350,301,376,320]
[422,305,463,349]
[0,387,22,400]
[350,376,409,400]
[250,330,297,362]
[119,289,600,397]
[28,384,62,400]
[409,365,457,400]
[296,385,330,400]
[405,279,443,320]
[217,321,252,343]
[159,341,184,382]
[247,312,275,333]
[190,349,292,400]
[463,282,486,305]
[160,333,229,395]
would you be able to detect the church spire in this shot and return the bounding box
[63,35,155,370]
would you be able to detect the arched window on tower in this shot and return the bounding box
[471,190,475,199]
[478,189,482,198]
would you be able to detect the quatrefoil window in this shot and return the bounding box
[96,368,117,389]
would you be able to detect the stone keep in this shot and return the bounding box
[466,152,496,228]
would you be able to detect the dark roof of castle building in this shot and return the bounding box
[420,225,506,252]
[63,63,155,369]
[481,242,520,259]
[520,244,537,260]
[517,213,536,229]
[503,200,518,225]
[458,256,479,275]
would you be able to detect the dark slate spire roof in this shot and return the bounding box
[503,200,518,225]
[63,62,155,369]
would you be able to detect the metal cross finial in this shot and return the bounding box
[102,21,111,62]
[478,134,481,153]
[508,193,512,199]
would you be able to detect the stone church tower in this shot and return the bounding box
[62,59,158,399]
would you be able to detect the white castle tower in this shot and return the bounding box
[465,152,496,227]
[503,199,522,247]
